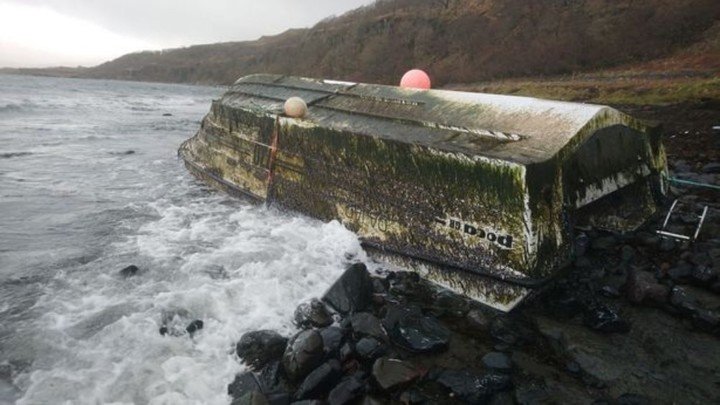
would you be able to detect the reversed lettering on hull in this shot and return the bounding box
[435,217,514,249]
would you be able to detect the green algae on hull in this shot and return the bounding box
[179,74,667,311]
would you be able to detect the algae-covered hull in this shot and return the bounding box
[179,74,667,311]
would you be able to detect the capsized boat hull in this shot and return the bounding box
[179,74,667,311]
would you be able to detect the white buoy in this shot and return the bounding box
[284,97,308,118]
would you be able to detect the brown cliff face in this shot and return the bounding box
[67,0,720,85]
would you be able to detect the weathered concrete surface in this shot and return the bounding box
[179,74,667,310]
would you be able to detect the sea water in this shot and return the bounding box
[0,75,364,404]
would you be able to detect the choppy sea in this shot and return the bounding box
[0,74,364,404]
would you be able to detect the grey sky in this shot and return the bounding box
[0,0,375,67]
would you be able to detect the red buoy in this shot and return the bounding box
[400,69,431,90]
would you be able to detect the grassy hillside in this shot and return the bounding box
[7,0,719,88]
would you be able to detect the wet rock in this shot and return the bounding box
[691,265,717,285]
[264,392,291,405]
[294,299,333,329]
[232,391,270,405]
[433,289,469,317]
[355,337,386,361]
[371,278,388,294]
[489,316,523,346]
[583,304,630,334]
[323,263,374,315]
[659,238,676,252]
[625,269,669,304]
[319,326,344,358]
[328,376,365,405]
[399,388,427,404]
[228,372,263,400]
[162,113,173,117]
[282,330,325,381]
[339,342,354,363]
[591,236,617,251]
[466,309,491,334]
[294,359,342,400]
[257,361,291,396]
[434,369,511,404]
[575,232,591,257]
[350,312,386,340]
[119,265,139,278]
[600,285,621,298]
[237,330,289,371]
[620,245,636,263]
[384,306,450,353]
[490,391,515,405]
[159,326,168,336]
[669,287,700,317]
[692,309,720,332]
[185,319,204,335]
[668,262,693,281]
[616,393,652,405]
[634,232,659,248]
[371,357,423,391]
[702,162,720,174]
[482,352,513,372]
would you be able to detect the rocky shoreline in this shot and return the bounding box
[223,171,720,405]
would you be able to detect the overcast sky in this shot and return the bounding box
[0,0,375,68]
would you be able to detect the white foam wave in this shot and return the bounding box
[14,196,364,404]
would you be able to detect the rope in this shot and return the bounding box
[669,176,720,191]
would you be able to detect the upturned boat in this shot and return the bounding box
[179,74,668,311]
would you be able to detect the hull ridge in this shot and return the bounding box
[179,74,668,311]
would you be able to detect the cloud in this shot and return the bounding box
[2,1,375,57]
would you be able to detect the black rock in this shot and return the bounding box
[659,238,676,252]
[399,388,427,404]
[702,162,720,174]
[228,372,263,400]
[466,309,491,334]
[634,232,659,248]
[328,376,365,405]
[264,392,291,405]
[322,263,374,315]
[319,326,344,358]
[384,306,450,353]
[625,269,669,304]
[691,265,717,285]
[257,361,290,397]
[616,393,652,405]
[600,285,621,298]
[371,357,423,391]
[482,352,512,372]
[295,360,342,400]
[669,286,700,316]
[186,320,204,335]
[355,337,385,361]
[371,278,388,294]
[119,265,139,278]
[237,330,289,371]
[575,232,590,257]
[434,369,511,404]
[489,317,523,346]
[163,113,173,117]
[433,289,469,317]
[350,312,386,340]
[282,330,325,381]
[583,304,630,334]
[668,262,693,281]
[159,326,168,336]
[620,245,636,263]
[294,299,333,329]
[692,309,720,332]
[290,401,323,405]
[339,342,354,362]
[591,236,617,251]
[231,391,270,405]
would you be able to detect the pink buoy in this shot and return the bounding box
[400,69,431,90]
